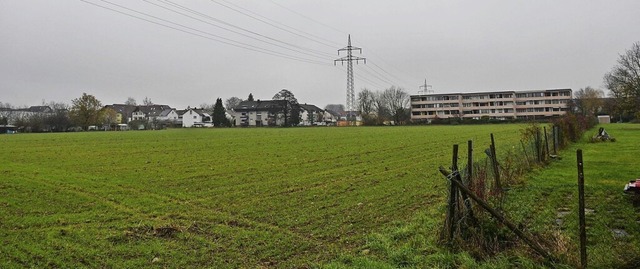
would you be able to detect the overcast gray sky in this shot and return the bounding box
[1,0,639,109]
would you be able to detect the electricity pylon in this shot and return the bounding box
[419,78,433,94]
[334,35,365,124]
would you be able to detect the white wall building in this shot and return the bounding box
[181,108,213,127]
[410,88,572,122]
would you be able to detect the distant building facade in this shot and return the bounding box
[104,104,136,124]
[410,88,572,122]
[232,100,287,127]
[0,106,54,125]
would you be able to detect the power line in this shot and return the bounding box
[336,65,386,90]
[368,60,413,87]
[266,0,348,37]
[219,0,343,48]
[220,0,419,91]
[265,0,421,88]
[364,52,421,87]
[154,0,336,60]
[362,64,399,86]
[80,0,331,66]
[210,0,338,49]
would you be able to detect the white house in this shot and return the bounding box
[181,108,213,127]
[299,103,325,126]
[322,110,340,126]
[157,108,180,124]
[131,105,172,122]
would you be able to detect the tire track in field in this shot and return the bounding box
[195,132,498,239]
[187,138,453,210]
[3,161,333,262]
[189,145,449,243]
[183,139,449,201]
[209,141,449,201]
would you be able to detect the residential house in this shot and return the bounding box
[157,108,180,126]
[181,108,213,127]
[323,109,340,126]
[299,103,325,126]
[232,100,292,127]
[131,105,172,122]
[103,104,137,124]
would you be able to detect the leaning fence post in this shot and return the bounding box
[490,133,501,191]
[439,166,556,262]
[577,149,587,268]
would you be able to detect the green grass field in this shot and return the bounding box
[502,124,640,268]
[0,124,638,268]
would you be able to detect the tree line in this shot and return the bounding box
[571,42,640,123]
[0,89,316,131]
[357,86,410,125]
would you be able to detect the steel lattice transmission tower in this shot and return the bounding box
[419,78,433,94]
[334,35,365,122]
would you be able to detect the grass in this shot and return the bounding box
[1,124,638,268]
[0,125,524,268]
[325,123,640,268]
[503,123,640,268]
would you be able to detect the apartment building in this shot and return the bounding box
[410,88,572,122]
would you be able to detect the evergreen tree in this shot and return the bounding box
[247,93,254,101]
[212,98,228,127]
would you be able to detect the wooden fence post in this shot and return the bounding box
[535,129,542,163]
[439,167,556,262]
[447,144,460,243]
[553,126,559,155]
[467,140,473,185]
[544,126,550,159]
[490,133,501,191]
[521,140,531,168]
[577,149,587,268]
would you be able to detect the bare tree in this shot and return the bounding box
[324,104,345,114]
[357,88,376,124]
[199,103,214,112]
[574,86,604,117]
[372,91,389,125]
[225,97,243,110]
[0,101,13,109]
[381,86,410,124]
[142,96,153,106]
[604,42,640,120]
[47,101,69,111]
[125,97,137,106]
